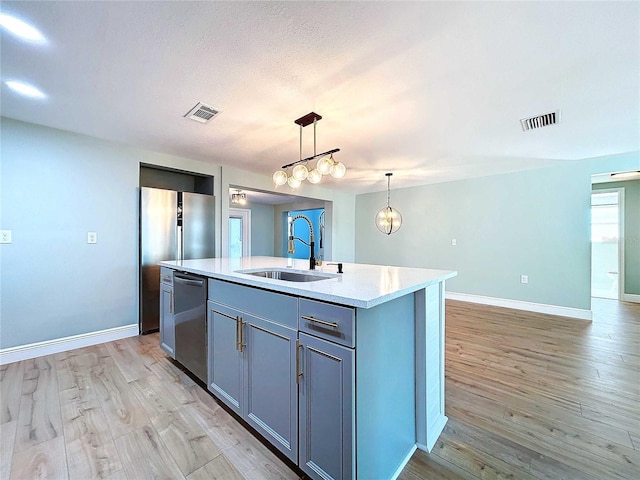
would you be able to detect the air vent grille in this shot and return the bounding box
[184,102,221,123]
[520,110,560,131]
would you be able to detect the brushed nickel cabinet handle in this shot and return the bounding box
[301,315,339,329]
[239,317,245,352]
[170,291,174,314]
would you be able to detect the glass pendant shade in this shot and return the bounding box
[375,172,402,234]
[273,170,288,186]
[375,206,402,235]
[330,161,346,178]
[316,156,333,175]
[307,168,322,184]
[272,113,344,187]
[287,176,301,188]
[292,164,309,181]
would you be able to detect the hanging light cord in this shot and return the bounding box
[386,173,393,208]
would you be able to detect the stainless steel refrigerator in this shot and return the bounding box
[139,187,215,333]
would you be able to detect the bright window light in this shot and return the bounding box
[5,80,46,99]
[0,12,46,43]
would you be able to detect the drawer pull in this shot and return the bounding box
[162,275,172,283]
[301,315,339,329]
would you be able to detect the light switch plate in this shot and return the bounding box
[520,275,529,284]
[0,230,12,244]
[87,232,97,244]
[451,239,457,246]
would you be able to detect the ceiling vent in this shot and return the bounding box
[184,102,221,123]
[520,110,560,132]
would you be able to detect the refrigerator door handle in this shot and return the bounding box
[176,226,183,261]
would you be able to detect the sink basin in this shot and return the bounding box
[236,269,338,282]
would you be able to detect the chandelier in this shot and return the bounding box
[272,112,346,188]
[230,190,247,205]
[375,173,402,235]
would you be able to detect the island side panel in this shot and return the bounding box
[415,281,448,452]
[356,293,416,480]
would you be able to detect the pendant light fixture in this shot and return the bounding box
[230,189,247,205]
[273,112,346,188]
[375,173,402,235]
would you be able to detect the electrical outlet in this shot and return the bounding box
[520,275,529,284]
[87,232,97,244]
[0,230,12,244]
[451,239,457,246]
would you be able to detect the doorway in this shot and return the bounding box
[591,189,624,299]
[229,208,251,258]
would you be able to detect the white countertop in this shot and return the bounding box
[160,257,456,309]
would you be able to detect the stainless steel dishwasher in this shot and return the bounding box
[173,271,207,383]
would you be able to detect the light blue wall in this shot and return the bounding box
[355,154,640,310]
[247,201,275,256]
[0,118,220,349]
[355,163,594,310]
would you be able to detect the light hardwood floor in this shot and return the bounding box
[1,298,638,479]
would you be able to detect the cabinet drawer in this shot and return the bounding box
[160,267,173,286]
[299,299,355,348]
[208,279,298,329]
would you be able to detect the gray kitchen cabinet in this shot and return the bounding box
[207,301,243,416]
[159,268,175,358]
[243,313,298,461]
[298,332,354,480]
[204,277,421,480]
[207,291,298,462]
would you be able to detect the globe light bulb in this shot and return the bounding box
[375,206,402,235]
[330,161,346,179]
[292,164,309,181]
[287,176,301,188]
[316,156,333,175]
[273,170,288,186]
[307,168,322,184]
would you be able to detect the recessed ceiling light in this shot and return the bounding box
[5,80,46,99]
[0,12,46,43]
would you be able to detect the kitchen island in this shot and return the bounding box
[160,256,456,480]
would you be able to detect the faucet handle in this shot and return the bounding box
[327,262,343,274]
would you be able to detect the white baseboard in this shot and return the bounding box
[623,293,640,303]
[0,324,139,365]
[390,444,417,480]
[446,292,593,321]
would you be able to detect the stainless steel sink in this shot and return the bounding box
[236,269,338,282]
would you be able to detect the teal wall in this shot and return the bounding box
[355,163,594,310]
[593,179,640,295]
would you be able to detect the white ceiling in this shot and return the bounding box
[1,1,638,194]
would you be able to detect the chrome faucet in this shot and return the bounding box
[288,214,317,270]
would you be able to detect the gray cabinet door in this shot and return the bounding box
[243,314,298,463]
[208,301,243,416]
[299,333,354,480]
[159,284,175,358]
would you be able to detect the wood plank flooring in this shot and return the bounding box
[1,298,638,479]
